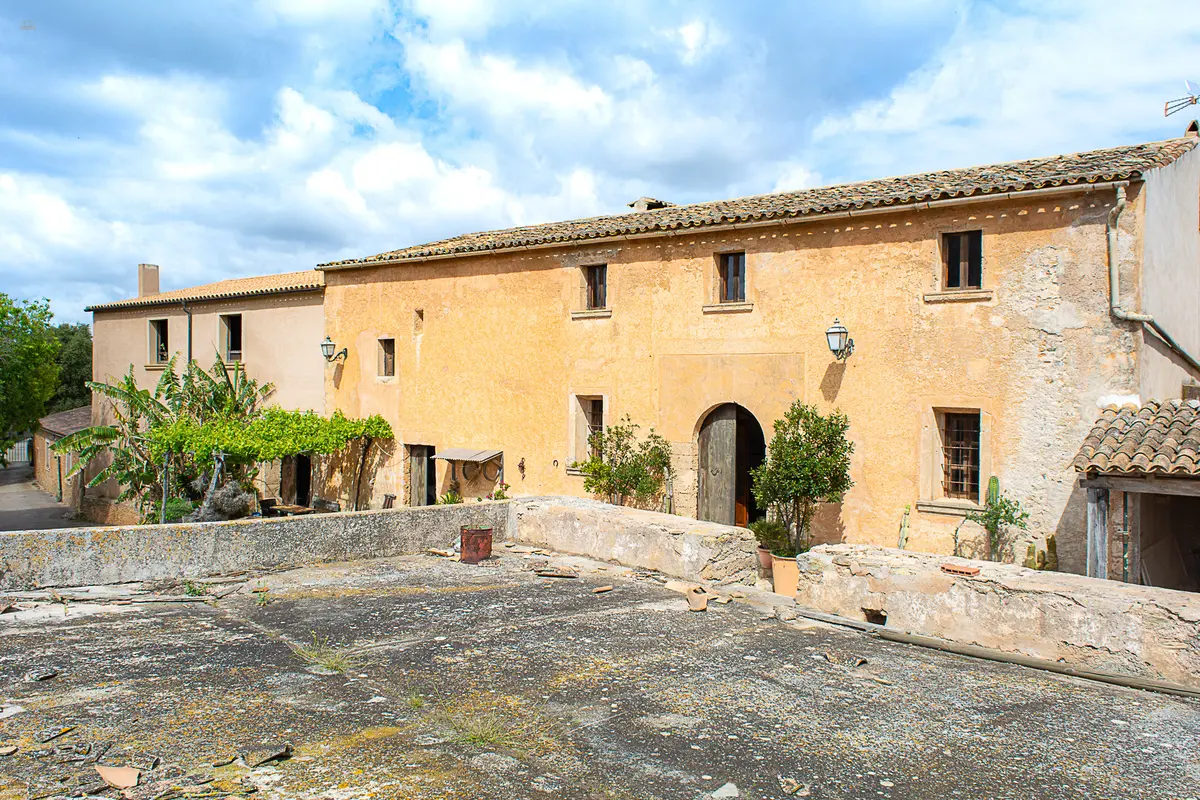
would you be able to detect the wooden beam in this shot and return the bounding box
[1078,474,1200,498]
[1128,492,1142,586]
[1086,487,1109,579]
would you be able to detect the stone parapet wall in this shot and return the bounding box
[509,496,758,584]
[0,502,508,591]
[796,544,1200,685]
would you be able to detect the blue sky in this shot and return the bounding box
[1,0,1197,322]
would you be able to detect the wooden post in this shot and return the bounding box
[1128,492,1142,585]
[1087,487,1110,579]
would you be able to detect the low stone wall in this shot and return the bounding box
[0,502,508,590]
[509,497,757,584]
[796,544,1200,685]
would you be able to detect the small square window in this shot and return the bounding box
[942,231,982,290]
[219,314,243,362]
[148,319,169,364]
[940,411,981,501]
[718,252,746,303]
[378,338,396,377]
[584,265,607,310]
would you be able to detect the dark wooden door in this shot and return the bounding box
[410,446,429,507]
[698,405,737,525]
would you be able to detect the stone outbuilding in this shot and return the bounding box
[33,405,92,508]
[1074,399,1200,589]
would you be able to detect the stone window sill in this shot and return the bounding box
[702,302,754,314]
[565,466,586,476]
[923,289,994,304]
[145,363,168,371]
[571,309,612,320]
[916,499,982,517]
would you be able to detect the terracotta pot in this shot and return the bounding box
[756,546,774,573]
[770,553,799,598]
[460,526,493,564]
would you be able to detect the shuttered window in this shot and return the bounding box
[942,231,983,289]
[718,252,746,303]
[378,338,395,377]
[584,265,607,310]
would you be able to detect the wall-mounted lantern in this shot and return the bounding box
[825,318,854,361]
[321,336,348,363]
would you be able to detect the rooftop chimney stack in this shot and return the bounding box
[138,263,160,297]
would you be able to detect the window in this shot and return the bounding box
[941,412,981,501]
[378,337,396,377]
[584,265,607,310]
[942,231,982,290]
[219,314,243,362]
[718,252,746,303]
[149,319,169,364]
[574,395,604,461]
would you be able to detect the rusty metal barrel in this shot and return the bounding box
[460,526,493,564]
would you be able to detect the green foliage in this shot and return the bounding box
[439,481,463,505]
[965,479,1029,562]
[571,415,672,507]
[748,518,792,556]
[157,496,194,523]
[751,402,854,554]
[55,354,390,523]
[486,482,510,501]
[0,295,60,459]
[48,323,93,414]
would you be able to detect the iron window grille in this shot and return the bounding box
[942,412,981,501]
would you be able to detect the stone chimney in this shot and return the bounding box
[138,263,160,297]
[627,197,675,212]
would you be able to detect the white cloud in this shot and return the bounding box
[672,20,726,65]
[772,164,820,194]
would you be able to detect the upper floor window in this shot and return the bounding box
[940,411,981,502]
[219,314,243,362]
[718,252,746,303]
[942,231,982,290]
[148,319,169,364]
[378,337,396,377]
[584,265,607,310]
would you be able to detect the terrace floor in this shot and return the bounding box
[0,549,1196,800]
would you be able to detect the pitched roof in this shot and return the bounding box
[321,137,1198,269]
[85,270,324,312]
[38,406,92,438]
[1073,400,1200,476]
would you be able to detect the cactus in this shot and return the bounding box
[897,505,910,549]
[986,475,1000,506]
[1045,534,1059,571]
[1024,545,1038,569]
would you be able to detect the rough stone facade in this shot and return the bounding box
[795,543,1200,685]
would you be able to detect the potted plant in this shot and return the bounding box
[751,401,854,597]
[748,518,788,574]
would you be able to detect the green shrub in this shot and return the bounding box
[748,519,792,556]
[158,496,194,523]
[571,415,671,508]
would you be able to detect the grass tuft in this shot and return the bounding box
[446,710,515,748]
[290,632,360,673]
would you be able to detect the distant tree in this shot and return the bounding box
[0,294,59,460]
[48,322,93,413]
[751,401,854,555]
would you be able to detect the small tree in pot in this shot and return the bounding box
[751,402,854,556]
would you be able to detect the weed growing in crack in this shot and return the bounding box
[183,580,207,597]
[290,633,360,673]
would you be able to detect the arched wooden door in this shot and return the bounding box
[698,404,765,527]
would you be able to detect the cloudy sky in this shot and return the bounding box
[1,1,1197,322]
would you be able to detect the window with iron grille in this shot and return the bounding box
[942,231,982,290]
[941,412,981,501]
[718,252,746,303]
[378,338,395,377]
[584,265,607,310]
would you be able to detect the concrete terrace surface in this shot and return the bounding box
[0,465,87,532]
[1,552,1197,800]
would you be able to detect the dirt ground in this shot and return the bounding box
[0,549,1196,799]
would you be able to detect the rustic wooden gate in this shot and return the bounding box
[409,446,430,506]
[698,404,737,525]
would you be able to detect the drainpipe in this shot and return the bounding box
[1108,184,1200,375]
[180,300,193,368]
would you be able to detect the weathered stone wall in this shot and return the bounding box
[509,496,758,584]
[0,502,508,591]
[796,543,1200,685]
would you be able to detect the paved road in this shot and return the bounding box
[0,463,88,531]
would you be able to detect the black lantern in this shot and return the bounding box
[825,318,854,361]
[321,336,347,362]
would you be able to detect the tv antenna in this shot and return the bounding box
[1165,79,1200,116]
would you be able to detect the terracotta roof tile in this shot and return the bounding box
[38,406,92,438]
[321,137,1197,269]
[1074,400,1200,476]
[86,270,324,312]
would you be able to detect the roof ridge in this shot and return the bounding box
[87,269,324,313]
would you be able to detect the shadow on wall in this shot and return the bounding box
[820,362,846,404]
[1053,485,1087,575]
[810,501,846,547]
[311,437,396,511]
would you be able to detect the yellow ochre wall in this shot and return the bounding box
[324,187,1147,574]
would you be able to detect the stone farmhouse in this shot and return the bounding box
[86,127,1200,582]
